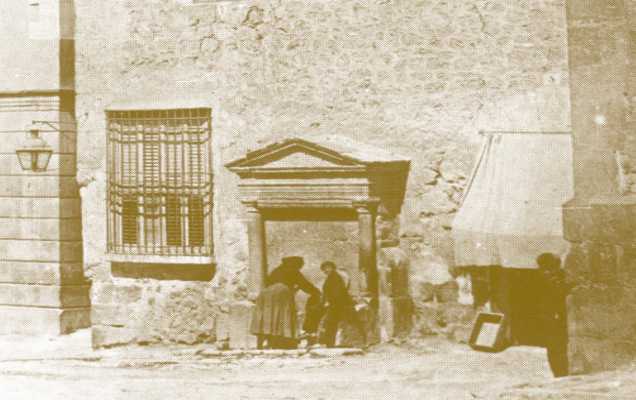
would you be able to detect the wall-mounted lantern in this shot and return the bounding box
[16,123,53,172]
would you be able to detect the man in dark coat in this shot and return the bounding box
[537,252,569,377]
[319,261,366,348]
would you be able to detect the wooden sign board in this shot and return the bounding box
[469,312,507,352]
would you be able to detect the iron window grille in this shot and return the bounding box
[106,108,213,257]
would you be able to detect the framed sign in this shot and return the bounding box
[469,312,508,352]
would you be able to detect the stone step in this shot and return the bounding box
[0,305,90,335]
[308,347,365,357]
[195,347,364,358]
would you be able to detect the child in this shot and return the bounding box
[301,293,323,346]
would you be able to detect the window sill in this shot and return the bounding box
[106,253,215,265]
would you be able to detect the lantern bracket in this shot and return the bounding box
[31,120,61,131]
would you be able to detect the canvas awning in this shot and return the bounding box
[452,132,574,269]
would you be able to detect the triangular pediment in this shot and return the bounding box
[263,151,351,169]
[226,137,411,212]
[225,139,365,172]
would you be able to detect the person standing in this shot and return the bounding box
[537,252,569,377]
[301,292,324,346]
[250,256,321,349]
[319,261,366,348]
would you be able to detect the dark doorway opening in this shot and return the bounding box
[471,267,549,347]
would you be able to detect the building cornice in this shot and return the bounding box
[0,89,75,98]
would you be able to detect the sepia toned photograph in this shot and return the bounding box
[0,0,634,399]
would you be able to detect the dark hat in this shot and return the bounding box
[282,256,304,269]
[536,252,561,270]
[320,261,336,272]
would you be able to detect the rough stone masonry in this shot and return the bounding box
[562,0,636,374]
[72,0,570,347]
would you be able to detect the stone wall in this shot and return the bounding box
[564,204,636,373]
[0,0,71,91]
[563,0,636,374]
[74,0,571,346]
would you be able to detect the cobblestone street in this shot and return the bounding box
[1,330,630,400]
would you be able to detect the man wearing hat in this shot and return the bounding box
[319,261,366,348]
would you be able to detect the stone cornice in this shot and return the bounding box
[229,166,368,179]
[0,89,74,98]
[0,90,74,113]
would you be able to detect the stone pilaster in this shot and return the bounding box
[243,201,267,302]
[564,0,636,373]
[354,200,379,301]
[563,198,636,373]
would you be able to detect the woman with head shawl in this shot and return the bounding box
[250,256,321,349]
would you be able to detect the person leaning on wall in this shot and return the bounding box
[536,252,570,378]
[249,256,321,350]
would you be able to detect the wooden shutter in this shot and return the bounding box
[188,196,204,247]
[166,194,182,246]
[122,196,138,245]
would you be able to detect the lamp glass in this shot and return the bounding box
[16,150,34,171]
[35,149,52,171]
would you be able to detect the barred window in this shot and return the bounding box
[107,108,213,257]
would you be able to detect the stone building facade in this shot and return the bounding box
[0,0,575,350]
[70,0,571,348]
[5,0,635,377]
[0,0,89,334]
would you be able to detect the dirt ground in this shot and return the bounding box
[0,331,633,400]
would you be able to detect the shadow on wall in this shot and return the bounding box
[111,262,216,281]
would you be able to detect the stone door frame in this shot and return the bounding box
[226,137,410,309]
[242,198,380,302]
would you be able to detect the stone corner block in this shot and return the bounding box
[0,306,89,335]
[228,301,257,350]
[92,325,136,349]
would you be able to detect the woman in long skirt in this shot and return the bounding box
[250,256,320,349]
